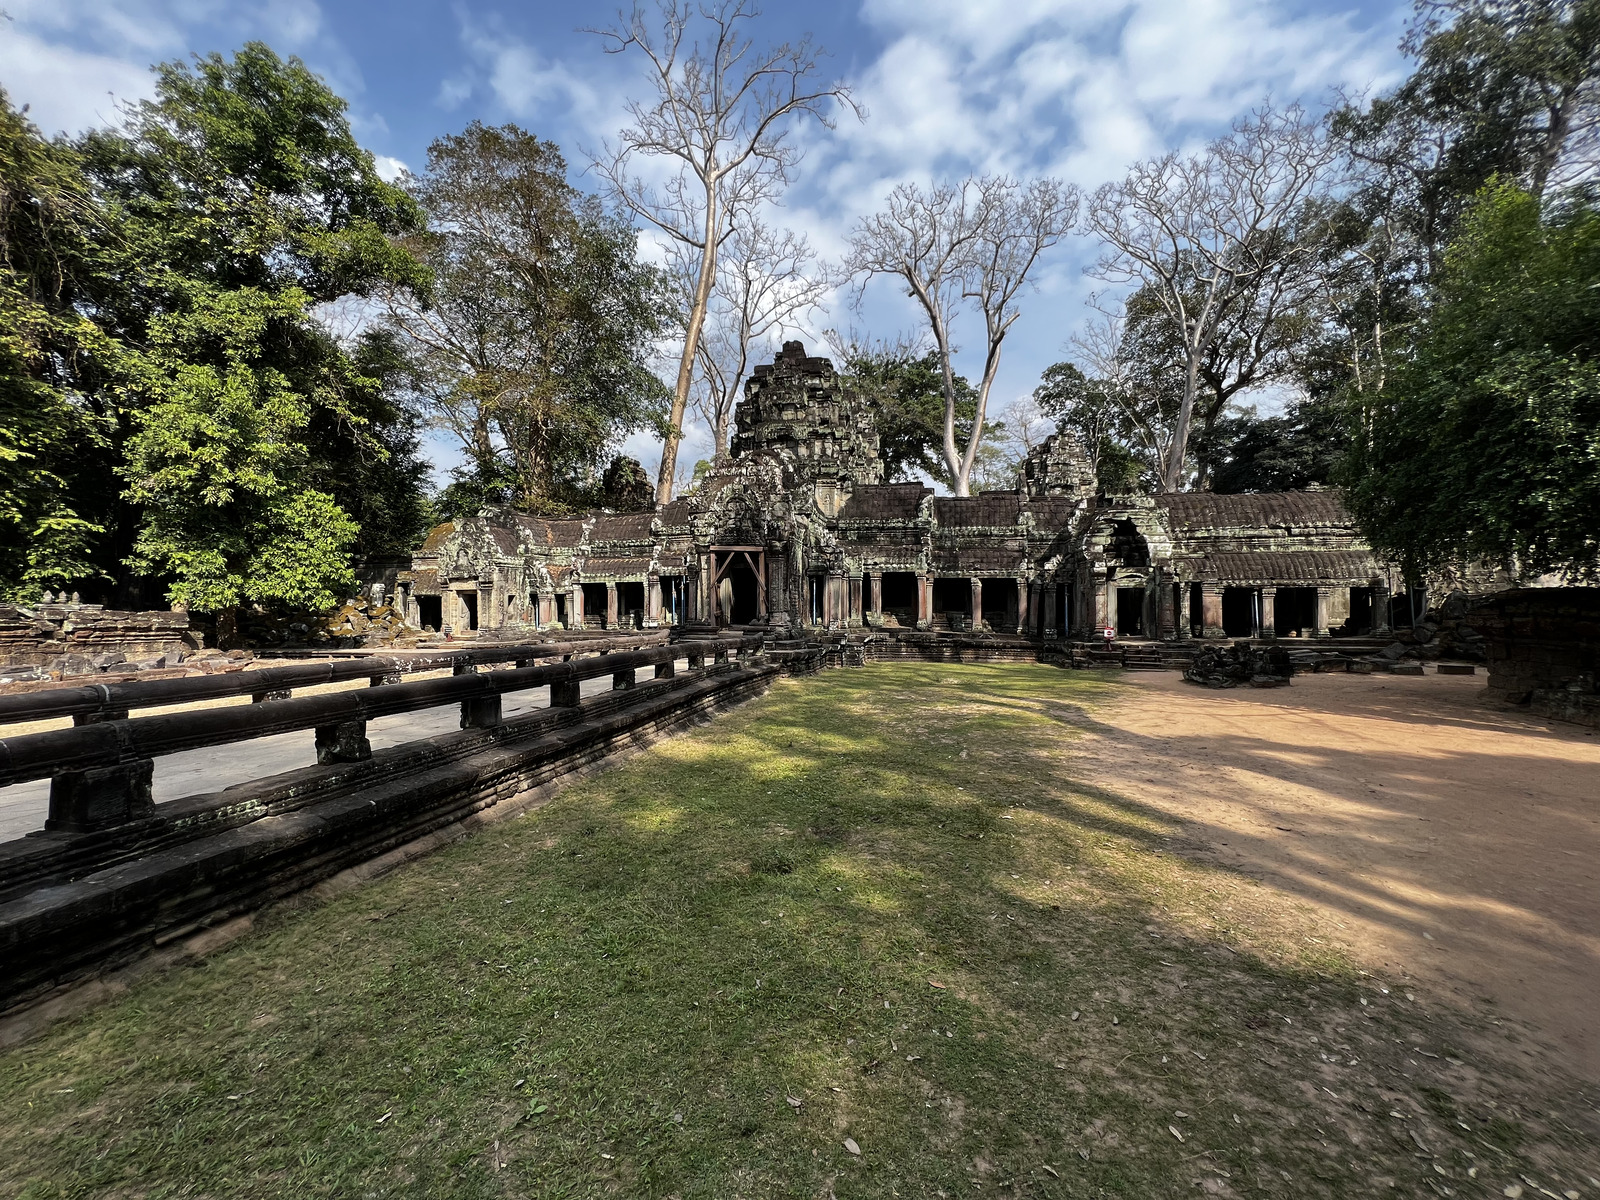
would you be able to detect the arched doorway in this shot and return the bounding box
[710,547,766,626]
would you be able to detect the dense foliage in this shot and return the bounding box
[0,48,667,611]
[1343,184,1600,579]
[383,123,673,517]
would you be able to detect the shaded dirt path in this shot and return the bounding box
[1066,671,1600,1082]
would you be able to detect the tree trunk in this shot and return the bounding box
[1163,346,1202,492]
[657,190,720,505]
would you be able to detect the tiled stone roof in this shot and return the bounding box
[1156,490,1351,531]
[1195,550,1381,584]
[590,512,657,540]
[933,494,1022,528]
[513,515,587,548]
[839,483,930,521]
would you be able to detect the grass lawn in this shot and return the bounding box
[0,662,1593,1198]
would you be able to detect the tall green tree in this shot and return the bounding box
[383,122,672,516]
[78,43,429,613]
[0,91,119,600]
[836,343,989,489]
[1343,183,1600,580]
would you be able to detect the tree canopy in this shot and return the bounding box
[384,122,673,518]
[1342,183,1600,579]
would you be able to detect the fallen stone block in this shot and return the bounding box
[1390,663,1425,676]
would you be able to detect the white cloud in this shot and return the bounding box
[0,0,374,137]
[447,8,625,143]
[372,154,408,182]
[0,28,154,136]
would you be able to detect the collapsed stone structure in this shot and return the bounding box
[405,341,1402,645]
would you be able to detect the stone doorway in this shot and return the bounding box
[1115,586,1144,636]
[710,548,766,626]
[880,572,917,624]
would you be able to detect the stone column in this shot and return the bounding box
[1090,573,1109,632]
[767,543,788,627]
[479,580,495,630]
[830,573,847,629]
[606,582,619,629]
[1201,583,1225,639]
[1260,586,1277,638]
[848,575,864,626]
[917,573,932,629]
[1313,586,1332,638]
[571,585,584,628]
[869,571,883,616]
[1042,584,1059,640]
[1014,578,1028,635]
[1176,583,1191,639]
[646,574,662,629]
[1156,574,1176,641]
[539,593,554,629]
[970,577,983,630]
[1371,579,1391,634]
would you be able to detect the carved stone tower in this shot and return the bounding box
[1019,432,1096,503]
[732,341,883,511]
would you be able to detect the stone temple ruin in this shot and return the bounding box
[403,341,1402,648]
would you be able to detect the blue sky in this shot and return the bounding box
[2,0,1412,489]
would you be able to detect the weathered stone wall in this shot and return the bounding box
[0,604,194,677]
[1465,588,1600,727]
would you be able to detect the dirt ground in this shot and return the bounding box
[1066,670,1600,1083]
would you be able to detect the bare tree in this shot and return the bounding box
[848,175,1077,496]
[590,0,858,503]
[1084,104,1338,492]
[682,218,830,456]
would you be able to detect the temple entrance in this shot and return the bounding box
[416,595,441,631]
[582,582,608,628]
[980,579,1012,630]
[711,547,766,626]
[1115,586,1144,636]
[459,591,479,631]
[617,581,645,629]
[1222,587,1256,638]
[1275,587,1317,636]
[932,578,970,617]
[880,572,917,624]
[553,593,567,627]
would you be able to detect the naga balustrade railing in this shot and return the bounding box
[0,633,762,834]
[0,631,674,728]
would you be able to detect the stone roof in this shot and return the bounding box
[1195,550,1381,585]
[513,515,587,548]
[1025,497,1081,530]
[933,494,1022,528]
[590,512,657,540]
[839,483,930,521]
[659,498,694,527]
[419,522,455,553]
[1156,490,1351,532]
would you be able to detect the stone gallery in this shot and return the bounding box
[406,342,1400,644]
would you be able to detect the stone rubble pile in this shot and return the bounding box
[1379,591,1487,662]
[1183,642,1293,688]
[234,593,420,648]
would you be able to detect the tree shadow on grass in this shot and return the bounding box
[0,663,1594,1200]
